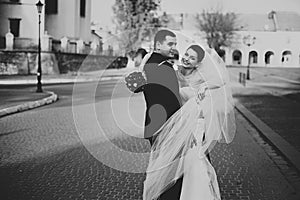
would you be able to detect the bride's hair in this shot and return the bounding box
[188,45,205,63]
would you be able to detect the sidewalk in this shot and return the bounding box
[0,68,134,85]
[0,68,133,117]
[0,89,50,110]
[229,68,300,174]
[0,88,58,118]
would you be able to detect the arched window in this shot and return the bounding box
[249,51,258,64]
[265,51,274,65]
[282,50,292,65]
[232,50,242,65]
[217,49,226,62]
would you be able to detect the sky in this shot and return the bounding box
[91,0,300,30]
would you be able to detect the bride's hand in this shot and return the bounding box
[197,86,208,102]
[190,136,197,148]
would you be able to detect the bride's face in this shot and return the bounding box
[181,48,199,69]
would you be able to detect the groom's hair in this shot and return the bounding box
[154,29,176,50]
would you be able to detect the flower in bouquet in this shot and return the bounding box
[125,71,147,93]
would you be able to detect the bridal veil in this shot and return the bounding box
[143,36,236,200]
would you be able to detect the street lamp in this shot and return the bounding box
[243,34,256,80]
[36,0,44,93]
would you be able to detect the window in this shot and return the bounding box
[282,50,292,64]
[249,51,258,64]
[80,0,86,17]
[232,50,242,65]
[9,18,21,37]
[264,51,274,65]
[45,0,58,14]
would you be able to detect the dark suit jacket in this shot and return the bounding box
[140,52,182,139]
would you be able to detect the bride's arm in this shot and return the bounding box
[176,70,192,105]
[204,81,225,91]
[196,70,226,101]
[179,87,193,105]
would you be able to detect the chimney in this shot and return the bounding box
[268,11,279,31]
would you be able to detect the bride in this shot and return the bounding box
[142,44,236,200]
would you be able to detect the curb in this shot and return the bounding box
[234,100,300,173]
[0,91,59,118]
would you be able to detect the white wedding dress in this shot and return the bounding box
[143,48,236,200]
[178,68,221,200]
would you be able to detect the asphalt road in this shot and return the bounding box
[0,80,147,200]
[1,72,300,200]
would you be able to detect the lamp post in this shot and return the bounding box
[36,0,44,93]
[243,34,256,80]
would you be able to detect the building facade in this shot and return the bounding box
[45,0,91,43]
[165,11,300,68]
[225,31,300,67]
[0,0,45,49]
[0,0,92,52]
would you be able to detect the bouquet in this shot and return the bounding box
[125,71,147,93]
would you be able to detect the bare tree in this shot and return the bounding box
[195,8,240,57]
[112,0,161,54]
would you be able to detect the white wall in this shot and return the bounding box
[45,0,91,42]
[227,31,300,67]
[79,0,92,42]
[0,0,45,40]
[169,13,300,68]
[45,0,76,39]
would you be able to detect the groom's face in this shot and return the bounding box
[157,36,177,58]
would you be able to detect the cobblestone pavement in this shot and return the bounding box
[229,67,300,153]
[1,80,300,200]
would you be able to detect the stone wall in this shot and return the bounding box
[0,50,117,75]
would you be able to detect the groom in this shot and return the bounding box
[137,29,183,199]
